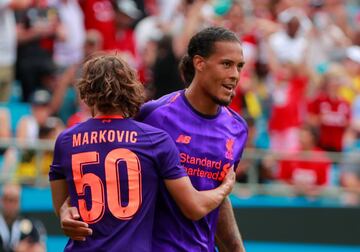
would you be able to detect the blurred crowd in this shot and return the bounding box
[1,0,360,202]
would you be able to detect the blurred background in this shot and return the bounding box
[1,0,360,251]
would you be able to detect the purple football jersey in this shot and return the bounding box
[49,116,187,252]
[138,90,248,252]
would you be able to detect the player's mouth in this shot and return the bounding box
[221,84,235,94]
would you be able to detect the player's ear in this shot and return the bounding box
[193,55,205,72]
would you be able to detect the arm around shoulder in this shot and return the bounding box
[164,169,235,221]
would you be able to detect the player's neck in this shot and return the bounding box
[185,86,219,116]
[93,107,125,118]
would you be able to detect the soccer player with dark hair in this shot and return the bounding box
[145,26,247,252]
[49,54,236,252]
[60,26,248,251]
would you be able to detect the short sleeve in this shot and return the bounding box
[150,131,187,180]
[135,101,155,122]
[234,141,246,169]
[49,132,66,181]
[234,124,248,171]
[135,92,178,122]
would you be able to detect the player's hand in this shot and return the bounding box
[221,165,236,195]
[60,199,92,241]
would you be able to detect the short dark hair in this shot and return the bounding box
[179,26,240,85]
[77,54,145,117]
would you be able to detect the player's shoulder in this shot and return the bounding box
[136,90,183,122]
[131,120,173,138]
[129,120,174,143]
[55,121,88,144]
[223,107,248,130]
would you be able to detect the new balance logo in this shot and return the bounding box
[176,134,191,144]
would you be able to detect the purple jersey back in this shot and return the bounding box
[49,117,186,252]
[138,90,248,252]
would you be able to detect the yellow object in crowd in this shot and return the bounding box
[244,91,262,119]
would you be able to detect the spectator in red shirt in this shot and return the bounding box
[265,36,309,152]
[277,125,332,197]
[307,66,351,152]
[79,0,116,50]
[109,0,141,70]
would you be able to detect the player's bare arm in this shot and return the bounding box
[164,168,235,220]
[215,197,246,252]
[50,179,69,216]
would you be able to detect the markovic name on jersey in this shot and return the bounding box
[72,130,138,147]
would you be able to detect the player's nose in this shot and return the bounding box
[229,66,240,82]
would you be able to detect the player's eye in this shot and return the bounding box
[222,61,231,68]
[237,62,245,72]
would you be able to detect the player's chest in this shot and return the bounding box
[164,119,239,163]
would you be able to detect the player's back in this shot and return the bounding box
[49,116,184,252]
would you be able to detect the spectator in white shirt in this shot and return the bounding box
[53,0,86,72]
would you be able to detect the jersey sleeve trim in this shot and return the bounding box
[136,91,183,122]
